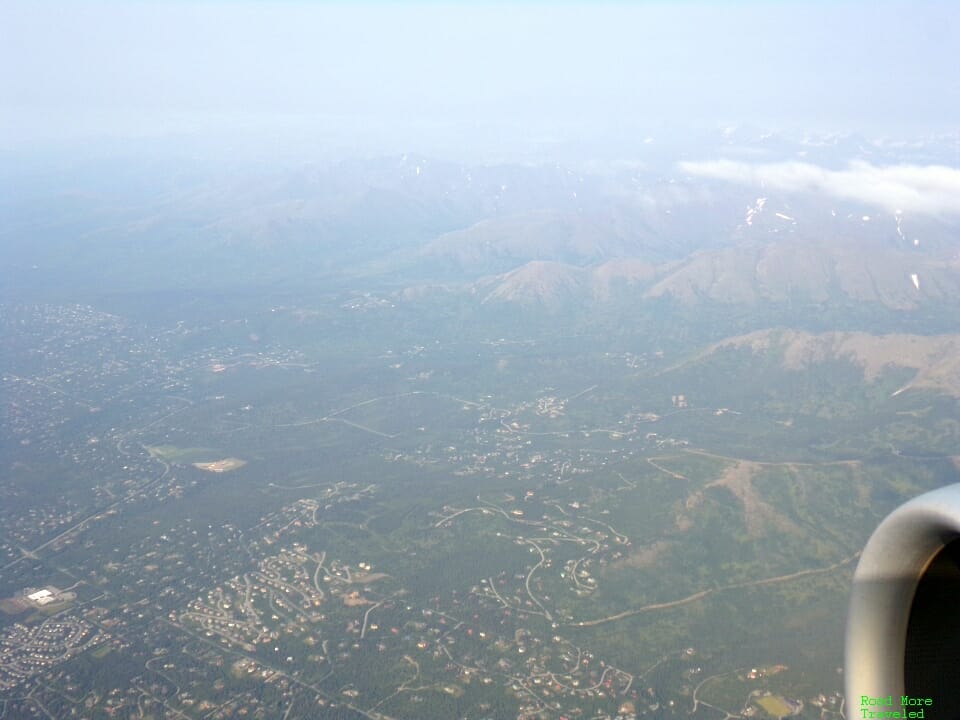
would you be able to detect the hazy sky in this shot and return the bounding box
[2,1,958,150]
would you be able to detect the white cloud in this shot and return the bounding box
[678,159,960,216]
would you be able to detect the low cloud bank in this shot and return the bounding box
[678,159,960,216]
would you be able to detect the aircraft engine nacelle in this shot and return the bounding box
[847,483,960,709]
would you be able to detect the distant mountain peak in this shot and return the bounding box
[478,261,586,308]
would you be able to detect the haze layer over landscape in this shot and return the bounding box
[2,2,959,719]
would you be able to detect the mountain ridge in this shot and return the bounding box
[702,328,960,397]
